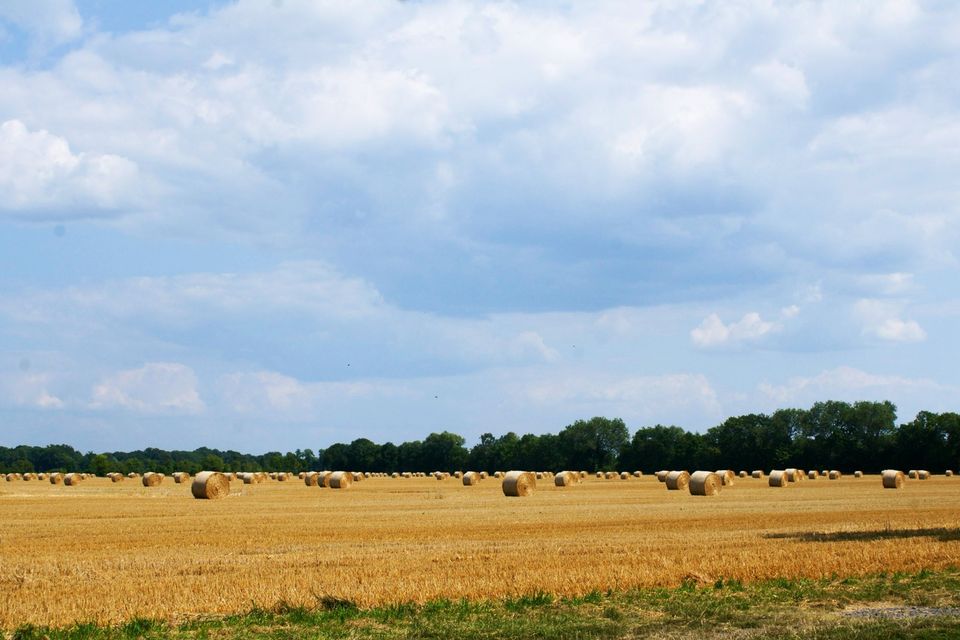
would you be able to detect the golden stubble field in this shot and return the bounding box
[1,474,958,628]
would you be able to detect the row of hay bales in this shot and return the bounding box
[302,471,361,488]
[2,472,99,483]
[653,470,735,495]
[765,468,842,486]
[11,469,956,497]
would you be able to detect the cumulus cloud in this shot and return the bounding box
[90,363,204,414]
[855,299,927,343]
[218,370,384,416]
[0,120,141,217]
[0,0,82,46]
[759,366,945,405]
[518,371,722,425]
[0,0,955,307]
[691,312,778,348]
[0,372,64,409]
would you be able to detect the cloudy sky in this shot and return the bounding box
[1,0,958,453]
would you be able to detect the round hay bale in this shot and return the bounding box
[142,472,162,487]
[298,472,306,479]
[821,469,829,476]
[535,472,544,480]
[633,471,643,478]
[276,472,288,482]
[828,470,841,480]
[127,472,139,479]
[391,472,399,478]
[462,471,480,486]
[946,470,954,477]
[768,470,788,487]
[882,469,905,489]
[715,470,735,486]
[49,473,63,485]
[453,471,462,478]
[554,471,578,487]
[908,469,918,479]
[502,470,536,497]
[656,470,669,482]
[604,471,617,480]
[580,471,588,479]
[738,470,748,478]
[751,470,764,479]
[110,473,124,483]
[352,472,364,482]
[479,471,489,479]
[4,473,16,482]
[191,471,230,500]
[173,472,191,484]
[785,468,799,482]
[317,471,333,487]
[665,470,690,491]
[807,470,819,479]
[64,473,83,486]
[619,471,630,480]
[329,471,352,489]
[596,471,603,479]
[689,471,722,496]
[854,470,863,478]
[241,472,256,484]
[304,472,319,486]
[918,470,930,480]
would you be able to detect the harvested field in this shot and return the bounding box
[1,474,958,628]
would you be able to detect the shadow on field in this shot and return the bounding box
[764,527,960,543]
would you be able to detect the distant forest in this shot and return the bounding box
[2,401,958,476]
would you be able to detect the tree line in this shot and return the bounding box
[2,401,958,476]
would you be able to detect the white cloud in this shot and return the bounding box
[0,120,141,216]
[218,370,383,416]
[0,372,64,409]
[780,305,800,319]
[0,0,82,45]
[691,312,778,348]
[855,299,926,343]
[90,362,204,414]
[873,318,926,342]
[752,60,810,107]
[759,366,945,405]
[519,371,722,421]
[854,272,916,296]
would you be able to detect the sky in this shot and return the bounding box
[1,0,958,454]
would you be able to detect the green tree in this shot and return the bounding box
[89,453,112,476]
[559,417,629,471]
[200,453,225,471]
[421,432,468,472]
[348,438,379,471]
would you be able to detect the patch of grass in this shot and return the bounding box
[7,569,960,640]
[504,591,554,611]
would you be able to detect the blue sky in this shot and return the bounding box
[1,0,958,453]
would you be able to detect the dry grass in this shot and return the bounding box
[0,474,958,628]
